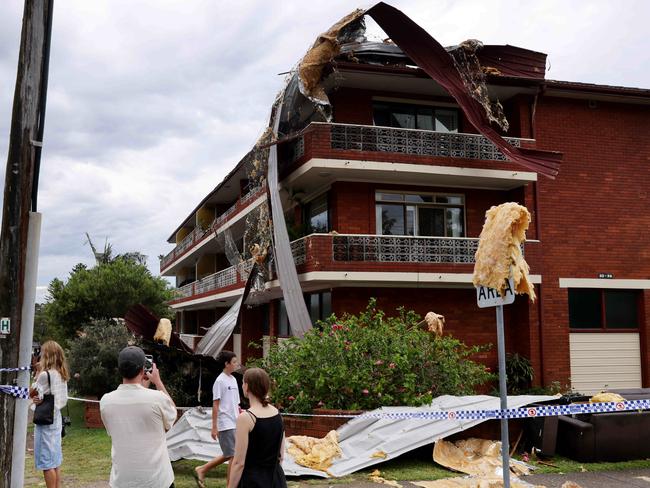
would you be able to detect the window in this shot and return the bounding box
[305,193,329,233]
[278,299,290,337]
[568,289,640,330]
[277,292,332,336]
[306,291,332,325]
[375,192,465,237]
[373,102,459,133]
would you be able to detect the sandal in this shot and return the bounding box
[193,469,206,488]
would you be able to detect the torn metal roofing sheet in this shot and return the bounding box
[194,297,242,358]
[166,394,555,478]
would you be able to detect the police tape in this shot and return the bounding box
[280,399,650,420]
[0,366,31,373]
[0,385,30,399]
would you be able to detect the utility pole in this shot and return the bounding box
[0,1,54,487]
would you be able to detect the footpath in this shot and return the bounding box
[288,468,650,487]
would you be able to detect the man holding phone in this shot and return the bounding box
[100,346,177,488]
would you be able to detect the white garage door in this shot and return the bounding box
[569,332,642,395]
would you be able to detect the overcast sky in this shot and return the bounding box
[1,0,649,303]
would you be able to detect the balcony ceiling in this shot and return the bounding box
[282,157,537,195]
[327,69,538,102]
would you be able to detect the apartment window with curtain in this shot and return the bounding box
[568,289,640,330]
[375,191,465,237]
[373,101,459,133]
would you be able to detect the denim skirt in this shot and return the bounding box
[34,410,62,470]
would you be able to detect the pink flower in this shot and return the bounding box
[388,362,396,369]
[362,389,369,395]
[288,395,295,402]
[375,360,384,366]
[317,401,325,407]
[331,324,344,331]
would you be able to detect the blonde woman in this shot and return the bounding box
[30,340,69,488]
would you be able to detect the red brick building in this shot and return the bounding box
[159,17,650,395]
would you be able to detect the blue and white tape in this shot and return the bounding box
[0,366,31,373]
[281,400,650,420]
[0,385,30,400]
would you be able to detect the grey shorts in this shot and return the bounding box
[219,429,236,457]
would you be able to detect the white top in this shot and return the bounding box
[33,369,68,410]
[100,384,177,488]
[212,372,240,431]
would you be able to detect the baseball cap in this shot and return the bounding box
[118,346,146,379]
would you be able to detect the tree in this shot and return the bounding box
[42,239,173,343]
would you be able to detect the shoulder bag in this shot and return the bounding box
[33,371,55,425]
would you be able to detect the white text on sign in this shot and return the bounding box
[476,278,515,308]
[0,317,10,335]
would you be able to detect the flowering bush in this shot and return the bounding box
[256,299,494,413]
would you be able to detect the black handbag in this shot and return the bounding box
[33,371,55,425]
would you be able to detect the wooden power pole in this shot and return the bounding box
[0,1,54,486]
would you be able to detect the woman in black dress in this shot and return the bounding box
[227,368,287,488]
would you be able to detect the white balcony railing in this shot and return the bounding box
[160,186,263,271]
[329,123,522,162]
[332,234,479,264]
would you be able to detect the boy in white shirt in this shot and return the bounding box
[194,351,240,487]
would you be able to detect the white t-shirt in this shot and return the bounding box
[100,384,177,488]
[212,372,240,431]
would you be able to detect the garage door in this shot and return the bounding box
[570,332,642,395]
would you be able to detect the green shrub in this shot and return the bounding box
[68,319,136,398]
[255,299,494,413]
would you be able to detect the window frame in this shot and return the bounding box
[372,101,460,133]
[568,288,641,332]
[375,190,466,238]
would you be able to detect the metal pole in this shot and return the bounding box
[496,304,511,488]
[10,212,41,488]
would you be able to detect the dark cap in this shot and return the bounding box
[118,346,145,379]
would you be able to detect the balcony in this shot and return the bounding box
[170,234,539,306]
[332,234,479,263]
[328,123,522,161]
[160,185,265,273]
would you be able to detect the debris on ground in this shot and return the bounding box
[368,469,403,486]
[424,312,445,337]
[286,430,342,473]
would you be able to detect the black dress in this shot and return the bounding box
[239,411,287,488]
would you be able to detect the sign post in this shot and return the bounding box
[477,278,515,488]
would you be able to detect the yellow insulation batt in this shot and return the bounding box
[472,203,535,301]
[589,392,625,403]
[286,430,342,473]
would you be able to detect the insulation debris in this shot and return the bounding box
[153,318,172,347]
[369,469,403,487]
[298,9,366,106]
[472,203,535,301]
[371,450,388,459]
[433,439,531,478]
[448,40,508,132]
[424,312,445,337]
[589,392,625,403]
[286,430,342,473]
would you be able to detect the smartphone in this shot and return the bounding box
[144,354,154,374]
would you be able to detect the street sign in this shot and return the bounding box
[0,317,10,335]
[476,278,515,308]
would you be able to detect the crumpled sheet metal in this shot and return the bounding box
[166,394,555,478]
[364,2,561,178]
[472,203,535,301]
[194,297,243,358]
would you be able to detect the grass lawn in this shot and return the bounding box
[24,401,650,487]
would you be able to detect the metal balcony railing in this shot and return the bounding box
[332,234,480,264]
[329,123,522,162]
[160,185,263,271]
